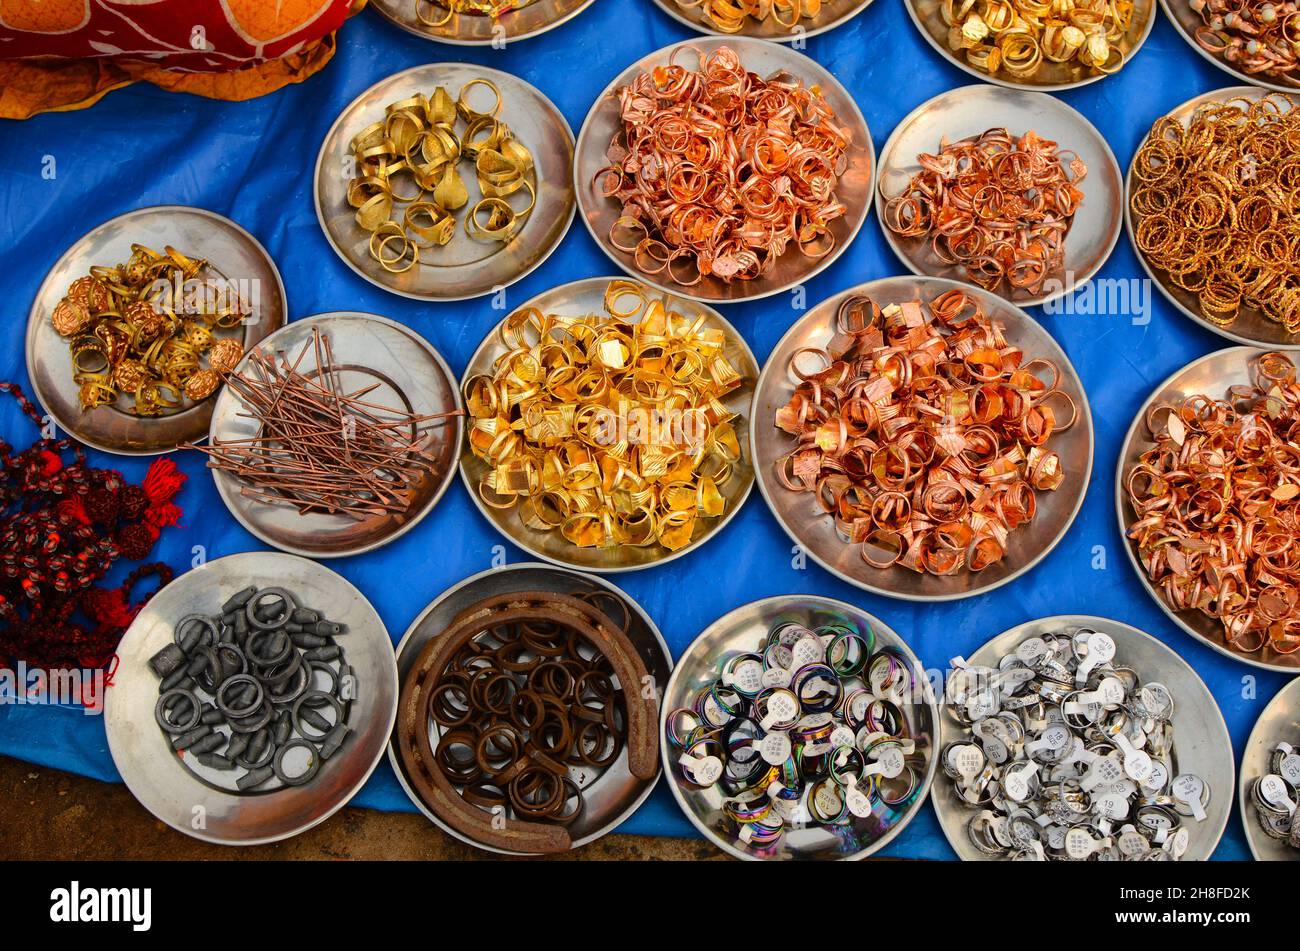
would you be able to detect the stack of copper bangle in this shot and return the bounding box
[395,590,659,853]
[883,128,1087,297]
[774,290,1074,575]
[1130,93,1300,331]
[596,45,851,286]
[1125,351,1300,655]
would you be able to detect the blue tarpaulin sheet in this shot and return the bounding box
[0,0,1283,859]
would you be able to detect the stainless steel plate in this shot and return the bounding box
[25,205,287,456]
[105,551,399,846]
[662,595,938,860]
[387,562,671,854]
[369,0,597,45]
[1159,0,1300,94]
[1115,345,1300,671]
[459,276,758,571]
[1239,676,1300,860]
[649,0,876,41]
[905,0,1156,91]
[209,312,463,559]
[932,614,1234,861]
[876,84,1124,308]
[314,63,575,301]
[574,37,875,304]
[1125,86,1299,349]
[752,275,1093,601]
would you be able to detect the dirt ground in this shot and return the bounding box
[0,755,720,860]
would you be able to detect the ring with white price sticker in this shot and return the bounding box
[678,749,723,787]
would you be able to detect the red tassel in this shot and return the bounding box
[80,585,137,631]
[144,502,183,536]
[140,458,186,538]
[38,450,62,476]
[142,458,186,505]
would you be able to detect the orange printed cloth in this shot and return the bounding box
[0,0,362,119]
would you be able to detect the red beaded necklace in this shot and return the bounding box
[0,383,184,670]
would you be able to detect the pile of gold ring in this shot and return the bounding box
[412,0,529,25]
[672,0,825,32]
[348,79,535,275]
[465,280,746,553]
[1131,93,1300,331]
[51,244,246,415]
[939,0,1135,80]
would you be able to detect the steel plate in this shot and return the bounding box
[1159,0,1300,95]
[459,276,758,572]
[931,614,1233,861]
[1239,675,1300,860]
[208,312,463,559]
[876,84,1124,308]
[648,0,877,41]
[314,63,575,301]
[752,275,1093,601]
[25,205,286,456]
[1124,86,1300,349]
[904,0,1156,91]
[574,37,874,304]
[369,0,598,46]
[387,562,671,854]
[104,551,398,846]
[1115,345,1300,671]
[661,594,938,860]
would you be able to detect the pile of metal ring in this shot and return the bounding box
[943,627,1210,860]
[395,589,659,853]
[348,79,536,273]
[1249,741,1300,847]
[53,243,246,415]
[666,616,923,848]
[149,584,354,792]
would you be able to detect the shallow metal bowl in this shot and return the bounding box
[932,614,1234,861]
[649,0,877,41]
[1159,0,1300,95]
[459,276,758,572]
[752,275,1093,601]
[574,37,874,304]
[1239,676,1300,860]
[661,594,938,860]
[904,0,1156,91]
[369,0,598,45]
[315,63,574,301]
[1125,86,1299,349]
[104,551,399,846]
[208,312,463,559]
[387,562,672,854]
[26,205,287,456]
[1116,345,1300,671]
[876,84,1124,308]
